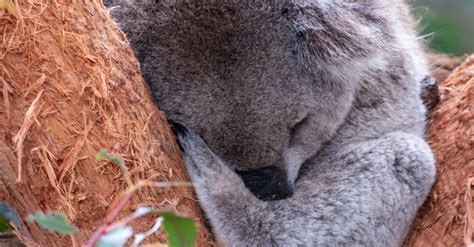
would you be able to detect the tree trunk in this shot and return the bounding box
[404,54,474,246]
[0,0,212,246]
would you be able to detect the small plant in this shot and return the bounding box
[27,149,197,247]
[161,212,197,247]
[96,149,125,167]
[0,204,15,233]
[27,212,78,235]
[0,215,11,233]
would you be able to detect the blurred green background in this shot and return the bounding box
[414,0,474,55]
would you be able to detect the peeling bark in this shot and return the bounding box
[0,1,212,246]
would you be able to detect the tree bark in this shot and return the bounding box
[405,54,474,246]
[0,0,212,246]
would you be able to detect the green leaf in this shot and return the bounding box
[0,204,12,232]
[162,212,197,247]
[96,149,125,167]
[27,212,78,235]
[0,215,11,232]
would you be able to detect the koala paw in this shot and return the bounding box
[388,132,436,195]
[172,122,229,182]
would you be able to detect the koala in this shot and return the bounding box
[110,0,436,246]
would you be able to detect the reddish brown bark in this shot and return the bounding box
[0,1,212,246]
[405,55,474,246]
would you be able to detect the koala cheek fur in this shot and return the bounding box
[110,0,436,246]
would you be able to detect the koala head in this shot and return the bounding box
[112,1,392,200]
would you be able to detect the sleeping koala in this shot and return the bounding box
[110,0,436,245]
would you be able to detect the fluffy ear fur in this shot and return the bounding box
[110,0,435,245]
[290,2,386,63]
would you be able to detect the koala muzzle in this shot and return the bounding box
[237,166,294,201]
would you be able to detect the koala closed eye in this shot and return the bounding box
[288,113,311,146]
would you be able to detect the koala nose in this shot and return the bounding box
[237,166,294,201]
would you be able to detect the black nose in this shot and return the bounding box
[237,166,294,201]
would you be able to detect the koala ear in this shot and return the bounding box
[287,1,389,66]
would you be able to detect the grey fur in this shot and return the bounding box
[110,0,436,245]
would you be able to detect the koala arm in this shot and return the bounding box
[177,130,435,247]
[176,131,266,239]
